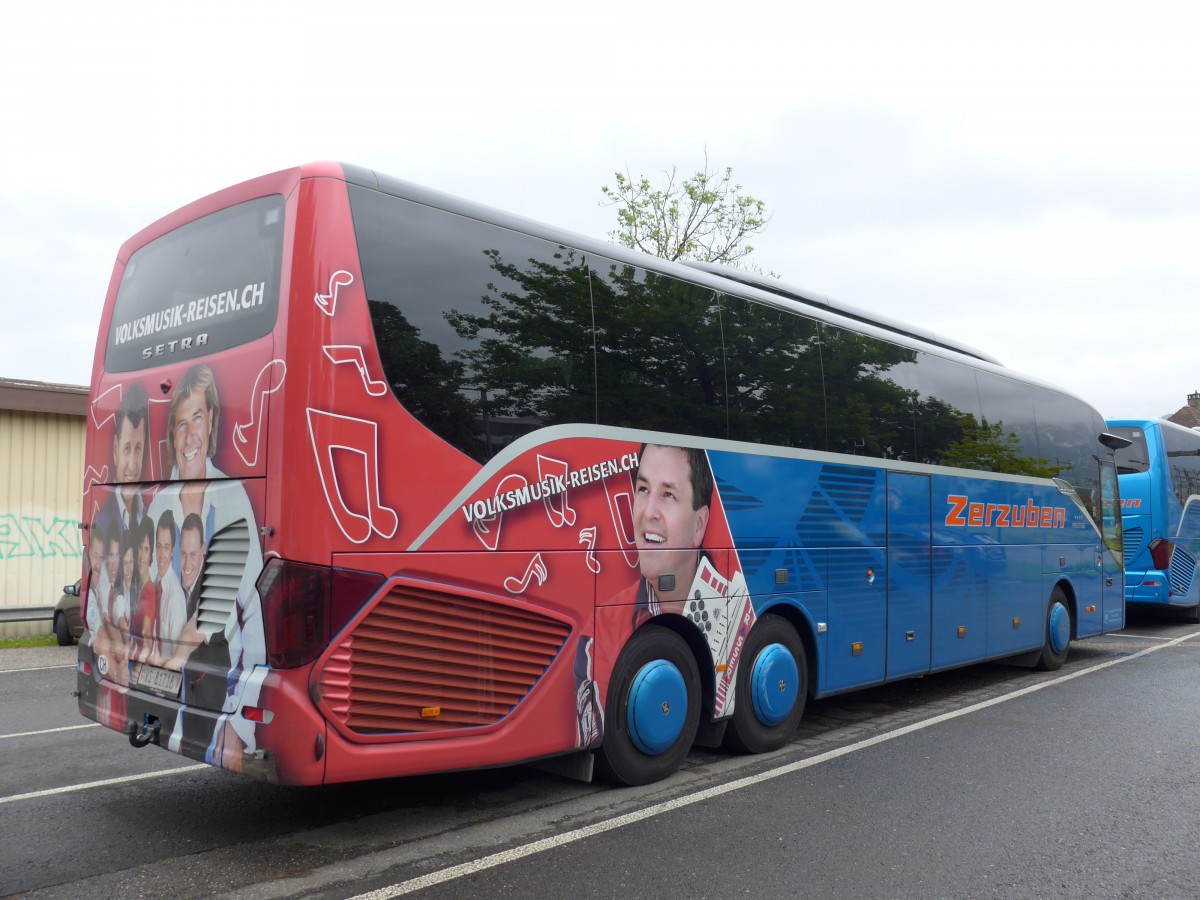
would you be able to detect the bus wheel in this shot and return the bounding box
[724,615,807,754]
[598,625,700,786]
[1036,587,1072,671]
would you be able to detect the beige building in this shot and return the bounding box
[0,377,88,637]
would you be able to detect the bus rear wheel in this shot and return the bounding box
[1036,587,1072,671]
[724,615,807,754]
[598,625,700,786]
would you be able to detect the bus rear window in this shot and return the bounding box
[105,195,285,372]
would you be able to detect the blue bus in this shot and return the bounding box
[1106,418,1200,620]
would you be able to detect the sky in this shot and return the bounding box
[2,0,1197,420]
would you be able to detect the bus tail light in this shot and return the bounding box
[258,559,385,669]
[1148,538,1174,571]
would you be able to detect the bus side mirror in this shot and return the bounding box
[1099,432,1132,450]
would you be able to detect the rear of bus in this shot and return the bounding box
[77,167,301,779]
[76,163,597,784]
[1106,419,1200,617]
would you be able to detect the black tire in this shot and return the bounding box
[598,625,701,786]
[724,615,807,754]
[54,612,73,647]
[1036,587,1071,671]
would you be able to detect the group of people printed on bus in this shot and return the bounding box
[84,362,268,772]
[86,508,207,677]
[85,364,229,679]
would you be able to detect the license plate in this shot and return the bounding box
[135,663,182,697]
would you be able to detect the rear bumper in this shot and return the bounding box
[75,635,283,782]
[1125,570,1184,606]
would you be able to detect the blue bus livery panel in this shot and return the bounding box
[712,450,1116,697]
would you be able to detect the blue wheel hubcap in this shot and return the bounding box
[1049,601,1070,654]
[750,643,799,728]
[627,659,687,755]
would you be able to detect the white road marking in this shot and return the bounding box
[0,765,208,805]
[1,723,100,740]
[1106,632,1176,641]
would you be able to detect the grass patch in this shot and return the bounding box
[0,635,57,650]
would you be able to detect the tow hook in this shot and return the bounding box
[126,717,160,748]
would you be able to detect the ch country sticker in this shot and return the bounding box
[945,495,1066,529]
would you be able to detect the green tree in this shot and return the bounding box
[940,419,1061,478]
[599,152,771,267]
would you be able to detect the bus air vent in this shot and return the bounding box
[196,518,250,637]
[317,584,570,736]
[1169,546,1196,595]
[1121,526,1144,563]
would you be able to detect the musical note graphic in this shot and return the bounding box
[471,473,528,552]
[89,384,122,429]
[306,408,398,544]
[83,465,110,494]
[322,346,387,397]
[503,553,548,594]
[604,469,639,567]
[314,270,354,317]
[578,525,600,574]
[537,454,576,528]
[233,359,287,466]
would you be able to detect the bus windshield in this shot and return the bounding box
[1109,426,1150,474]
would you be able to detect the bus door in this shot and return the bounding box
[886,471,932,679]
[1099,457,1125,631]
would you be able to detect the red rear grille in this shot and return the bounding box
[317,583,570,735]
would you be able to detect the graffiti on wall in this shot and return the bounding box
[0,514,82,560]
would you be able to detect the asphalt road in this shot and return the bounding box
[3,613,1198,899]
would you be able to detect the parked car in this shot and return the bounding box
[54,579,82,646]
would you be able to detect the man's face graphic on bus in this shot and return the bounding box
[180,526,203,591]
[632,444,710,583]
[106,537,120,586]
[113,417,146,485]
[174,388,213,480]
[88,534,104,581]
[121,546,134,589]
[155,525,175,580]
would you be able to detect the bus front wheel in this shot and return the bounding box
[598,625,700,786]
[1036,587,1072,671]
[724,614,807,754]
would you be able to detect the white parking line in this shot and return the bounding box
[348,630,1200,899]
[0,764,208,805]
[0,664,75,674]
[1107,632,1177,641]
[1,723,100,740]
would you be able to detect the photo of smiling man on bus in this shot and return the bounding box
[605,442,754,719]
[622,443,714,619]
[94,383,148,538]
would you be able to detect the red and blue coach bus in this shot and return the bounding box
[1105,417,1200,620]
[77,162,1127,786]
